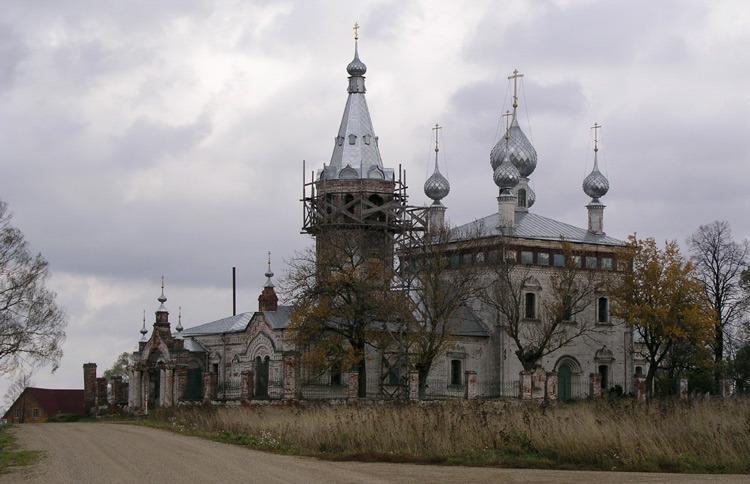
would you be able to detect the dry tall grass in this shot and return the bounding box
[150,399,750,472]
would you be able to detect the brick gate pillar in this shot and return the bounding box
[519,371,532,401]
[347,372,359,403]
[719,377,732,398]
[678,377,688,401]
[545,371,558,403]
[589,373,602,400]
[465,371,478,400]
[408,371,419,402]
[283,353,299,401]
[634,376,646,400]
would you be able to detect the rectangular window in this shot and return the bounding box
[487,250,499,265]
[521,251,534,265]
[505,250,517,263]
[586,256,598,269]
[537,253,549,266]
[573,256,582,268]
[451,254,460,268]
[475,251,485,265]
[598,297,609,323]
[525,293,536,319]
[387,370,399,386]
[462,253,473,266]
[32,408,40,419]
[450,360,462,386]
[598,365,609,390]
[14,408,20,418]
[601,257,613,271]
[553,254,565,267]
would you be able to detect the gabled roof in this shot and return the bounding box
[3,388,85,419]
[180,306,293,337]
[452,305,489,337]
[456,211,625,247]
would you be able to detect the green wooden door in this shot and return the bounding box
[558,364,572,401]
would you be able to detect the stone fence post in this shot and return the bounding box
[240,370,251,400]
[465,371,477,400]
[408,371,419,402]
[347,372,359,403]
[719,377,732,398]
[634,376,646,400]
[545,371,557,403]
[519,371,532,401]
[589,373,602,400]
[283,353,299,401]
[678,377,688,401]
[204,373,217,402]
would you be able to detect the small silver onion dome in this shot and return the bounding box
[490,114,537,177]
[424,163,450,203]
[493,155,520,189]
[526,185,536,208]
[347,44,367,76]
[583,151,609,199]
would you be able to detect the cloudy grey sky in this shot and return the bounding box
[2,0,749,400]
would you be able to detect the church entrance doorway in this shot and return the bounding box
[255,356,270,398]
[185,366,202,401]
[558,364,572,401]
[149,370,161,408]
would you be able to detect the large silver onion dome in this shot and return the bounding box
[583,152,609,199]
[490,115,537,177]
[493,155,520,189]
[424,164,450,203]
[347,44,367,76]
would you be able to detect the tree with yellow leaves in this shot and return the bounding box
[611,235,716,396]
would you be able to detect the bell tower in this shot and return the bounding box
[302,25,409,268]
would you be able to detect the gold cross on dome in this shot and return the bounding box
[433,123,442,152]
[353,22,360,41]
[508,69,524,109]
[267,251,272,271]
[591,122,602,151]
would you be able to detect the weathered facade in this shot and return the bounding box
[3,387,84,423]
[127,34,634,410]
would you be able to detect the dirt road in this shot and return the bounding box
[2,423,747,484]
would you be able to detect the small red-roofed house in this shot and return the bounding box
[2,387,85,423]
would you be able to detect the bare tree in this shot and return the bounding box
[2,371,34,419]
[398,224,480,398]
[688,221,750,362]
[0,200,66,375]
[480,239,604,372]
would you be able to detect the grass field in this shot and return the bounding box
[0,425,41,474]
[144,398,750,473]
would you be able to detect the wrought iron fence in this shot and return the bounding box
[365,380,407,399]
[217,378,242,400]
[476,380,519,398]
[300,384,348,400]
[424,378,465,399]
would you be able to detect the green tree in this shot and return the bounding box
[611,236,716,396]
[102,352,132,381]
[480,239,604,372]
[0,200,66,375]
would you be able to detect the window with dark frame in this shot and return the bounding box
[598,297,609,323]
[553,254,565,267]
[525,293,537,319]
[521,251,533,265]
[450,360,462,386]
[32,408,40,419]
[538,253,550,266]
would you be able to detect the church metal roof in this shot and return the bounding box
[456,211,626,246]
[179,306,293,337]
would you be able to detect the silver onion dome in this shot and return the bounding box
[493,154,520,189]
[583,152,609,199]
[526,185,536,208]
[490,114,537,177]
[424,163,450,203]
[347,44,367,76]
